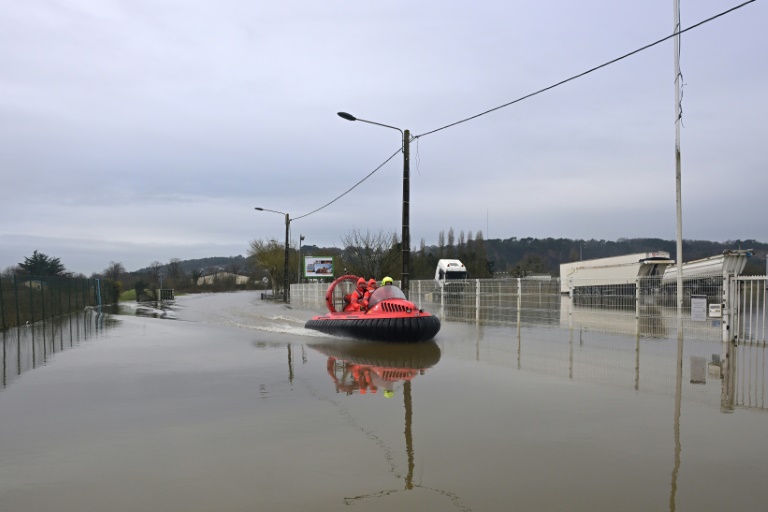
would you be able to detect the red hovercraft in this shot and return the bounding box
[305,275,440,343]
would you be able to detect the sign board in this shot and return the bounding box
[691,295,707,322]
[304,257,334,278]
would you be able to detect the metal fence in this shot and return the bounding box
[1,309,117,390]
[292,275,767,412]
[734,276,767,346]
[292,274,768,345]
[0,275,107,331]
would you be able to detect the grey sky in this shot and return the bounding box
[1,0,765,275]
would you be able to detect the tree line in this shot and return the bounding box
[6,235,765,303]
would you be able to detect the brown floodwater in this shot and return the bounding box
[1,291,766,511]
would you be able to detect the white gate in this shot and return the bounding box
[732,276,767,346]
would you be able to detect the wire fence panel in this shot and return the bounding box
[734,276,767,347]
[1,310,116,390]
[291,275,752,344]
[0,275,107,331]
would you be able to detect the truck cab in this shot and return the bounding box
[435,259,468,287]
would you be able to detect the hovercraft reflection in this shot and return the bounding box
[310,340,441,396]
[304,275,441,342]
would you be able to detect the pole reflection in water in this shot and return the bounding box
[669,333,684,511]
[1,310,119,392]
[308,341,469,509]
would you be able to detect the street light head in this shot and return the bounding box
[254,207,263,211]
[337,112,356,122]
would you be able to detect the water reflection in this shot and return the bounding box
[310,341,441,396]
[307,341,469,507]
[118,301,178,319]
[1,310,119,390]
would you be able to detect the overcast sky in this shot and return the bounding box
[1,0,765,275]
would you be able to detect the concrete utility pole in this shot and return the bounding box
[338,112,411,298]
[255,207,291,303]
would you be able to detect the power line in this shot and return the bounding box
[292,148,401,221]
[294,0,755,222]
[414,0,755,140]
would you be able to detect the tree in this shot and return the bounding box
[18,250,66,276]
[340,228,399,279]
[166,258,183,285]
[148,261,163,284]
[103,261,125,282]
[226,261,243,275]
[1,266,18,277]
[248,238,287,294]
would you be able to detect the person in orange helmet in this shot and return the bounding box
[361,278,378,310]
[344,277,368,312]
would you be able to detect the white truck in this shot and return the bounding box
[435,259,468,287]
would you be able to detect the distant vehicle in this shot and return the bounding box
[435,259,468,287]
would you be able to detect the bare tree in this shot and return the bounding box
[227,261,243,275]
[1,265,19,277]
[190,268,204,286]
[166,258,183,282]
[340,228,398,279]
[103,261,125,282]
[148,261,163,285]
[248,238,286,294]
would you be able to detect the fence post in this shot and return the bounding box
[722,274,731,344]
[29,276,34,324]
[95,278,102,314]
[475,279,480,322]
[41,278,46,322]
[517,278,522,331]
[0,276,5,331]
[635,277,640,339]
[14,275,21,328]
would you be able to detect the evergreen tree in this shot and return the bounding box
[18,250,66,276]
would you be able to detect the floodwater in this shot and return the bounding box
[1,291,767,512]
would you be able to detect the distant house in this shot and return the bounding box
[196,272,250,286]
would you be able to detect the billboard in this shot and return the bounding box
[304,257,334,278]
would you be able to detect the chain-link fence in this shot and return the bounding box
[0,275,107,330]
[292,275,768,345]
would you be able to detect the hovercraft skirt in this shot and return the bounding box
[305,315,440,343]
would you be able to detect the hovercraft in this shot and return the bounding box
[304,275,440,343]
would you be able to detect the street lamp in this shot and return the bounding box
[297,234,305,284]
[255,207,290,303]
[337,111,411,297]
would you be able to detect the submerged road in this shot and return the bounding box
[1,291,767,511]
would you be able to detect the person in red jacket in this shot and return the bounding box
[361,278,378,310]
[344,277,368,312]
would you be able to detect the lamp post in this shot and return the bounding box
[337,111,411,297]
[297,234,305,284]
[255,207,290,303]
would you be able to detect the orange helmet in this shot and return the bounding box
[368,278,377,289]
[357,277,366,288]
